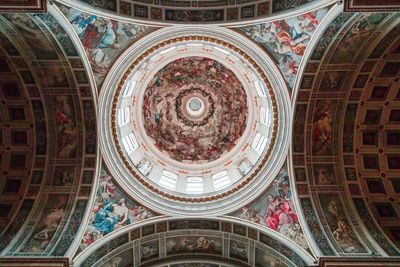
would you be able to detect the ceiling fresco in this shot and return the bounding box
[73,218,310,267]
[293,11,400,257]
[79,160,160,254]
[229,163,310,252]
[1,0,400,266]
[0,12,97,257]
[142,56,248,163]
[76,159,313,263]
[100,26,289,212]
[57,3,159,86]
[233,7,328,90]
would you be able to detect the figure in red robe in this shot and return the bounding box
[263,194,298,230]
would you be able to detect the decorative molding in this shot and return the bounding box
[0,0,46,13]
[111,36,278,203]
[344,0,400,12]
[0,257,69,267]
[54,0,335,26]
[73,217,314,266]
[318,257,400,266]
[99,25,291,216]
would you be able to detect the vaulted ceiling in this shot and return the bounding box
[0,1,400,266]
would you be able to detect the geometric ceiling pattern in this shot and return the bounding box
[0,0,46,13]
[293,11,400,257]
[58,0,330,24]
[1,0,400,266]
[343,0,400,12]
[0,12,96,257]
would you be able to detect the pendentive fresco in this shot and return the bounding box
[79,162,158,252]
[235,8,328,89]
[58,3,158,85]
[230,163,309,251]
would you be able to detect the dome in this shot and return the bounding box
[99,26,291,215]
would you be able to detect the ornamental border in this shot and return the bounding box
[111,35,278,202]
[0,0,46,13]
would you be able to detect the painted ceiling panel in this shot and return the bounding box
[0,13,97,257]
[293,12,400,257]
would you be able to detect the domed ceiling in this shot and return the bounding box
[1,1,400,267]
[142,56,248,163]
[100,28,290,214]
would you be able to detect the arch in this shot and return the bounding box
[73,217,315,266]
[56,0,335,26]
[292,10,400,257]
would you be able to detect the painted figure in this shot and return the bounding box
[81,169,154,249]
[231,241,247,258]
[263,194,298,230]
[100,174,116,199]
[92,198,130,235]
[239,9,327,88]
[55,96,77,157]
[312,101,335,155]
[234,166,308,250]
[32,207,64,249]
[66,7,151,83]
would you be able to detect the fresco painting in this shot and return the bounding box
[237,8,328,88]
[54,96,78,158]
[330,14,388,64]
[22,194,69,252]
[80,166,156,250]
[319,71,346,91]
[230,240,248,262]
[38,67,69,88]
[140,240,159,262]
[166,236,223,255]
[2,14,58,60]
[313,164,336,185]
[231,165,309,250]
[37,12,79,57]
[53,166,75,186]
[142,57,248,163]
[312,100,337,156]
[102,247,132,267]
[318,194,366,253]
[255,247,288,267]
[59,4,156,85]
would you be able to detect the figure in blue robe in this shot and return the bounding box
[92,199,119,235]
[72,14,96,31]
